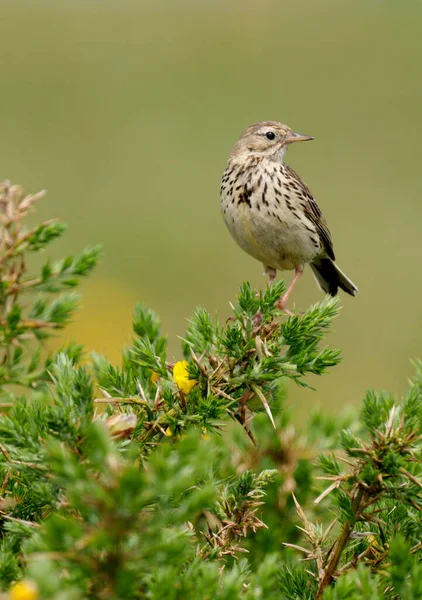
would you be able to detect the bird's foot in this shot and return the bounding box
[274,265,304,317]
[275,295,294,317]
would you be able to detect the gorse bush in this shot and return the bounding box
[0,182,420,600]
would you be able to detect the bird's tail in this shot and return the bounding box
[310,258,358,297]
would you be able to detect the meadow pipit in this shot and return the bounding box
[220,121,358,314]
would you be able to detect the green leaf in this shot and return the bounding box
[27,221,67,251]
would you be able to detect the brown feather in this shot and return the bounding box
[283,164,335,261]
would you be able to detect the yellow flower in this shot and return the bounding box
[9,581,39,600]
[173,360,196,394]
[165,426,173,437]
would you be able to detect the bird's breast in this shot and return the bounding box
[220,161,321,270]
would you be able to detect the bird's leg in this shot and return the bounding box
[276,266,304,316]
[263,265,277,287]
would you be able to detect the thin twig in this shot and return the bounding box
[0,510,40,528]
[0,218,55,266]
[315,486,366,599]
[400,467,422,489]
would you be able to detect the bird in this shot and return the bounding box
[220,121,358,315]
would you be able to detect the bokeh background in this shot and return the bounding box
[1,0,421,418]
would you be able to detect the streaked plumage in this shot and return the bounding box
[220,121,357,313]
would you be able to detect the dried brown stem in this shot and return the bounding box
[0,219,55,267]
[315,486,366,599]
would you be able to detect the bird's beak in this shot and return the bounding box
[285,132,314,144]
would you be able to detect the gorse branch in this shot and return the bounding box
[281,388,422,599]
[0,181,421,599]
[0,181,100,398]
[92,280,341,451]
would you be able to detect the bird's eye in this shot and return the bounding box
[265,131,276,140]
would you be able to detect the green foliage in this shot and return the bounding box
[0,182,100,398]
[0,181,421,599]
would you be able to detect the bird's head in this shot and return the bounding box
[230,121,313,162]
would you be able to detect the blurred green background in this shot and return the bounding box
[1,0,421,417]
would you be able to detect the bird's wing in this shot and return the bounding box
[284,164,335,261]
